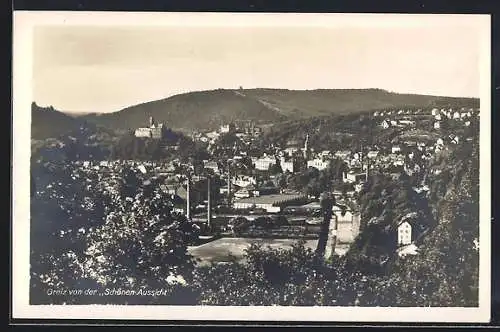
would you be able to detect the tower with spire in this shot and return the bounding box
[303,133,310,160]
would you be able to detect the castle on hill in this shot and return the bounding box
[134,116,166,139]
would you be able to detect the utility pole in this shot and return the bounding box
[186,176,191,221]
[227,162,232,207]
[207,176,212,231]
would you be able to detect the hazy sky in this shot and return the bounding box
[33,22,482,113]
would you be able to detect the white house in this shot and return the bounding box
[434,121,441,129]
[280,157,296,173]
[344,171,367,184]
[391,145,402,154]
[398,221,412,246]
[232,175,257,188]
[381,120,390,129]
[431,108,438,116]
[307,158,331,171]
[453,111,461,119]
[434,114,442,121]
[367,151,379,159]
[254,155,277,171]
[436,138,444,146]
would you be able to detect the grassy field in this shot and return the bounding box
[187,218,360,265]
[188,237,318,265]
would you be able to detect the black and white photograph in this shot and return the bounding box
[12,12,491,322]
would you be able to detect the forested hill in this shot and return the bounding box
[79,88,479,132]
[31,103,85,140]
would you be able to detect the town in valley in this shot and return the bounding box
[30,92,480,306]
[27,19,483,308]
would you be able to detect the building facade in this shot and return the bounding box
[398,221,412,246]
[307,158,331,171]
[254,156,277,171]
[134,116,166,139]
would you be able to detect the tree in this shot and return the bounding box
[268,162,283,175]
[80,184,198,304]
[315,192,347,262]
[30,162,110,304]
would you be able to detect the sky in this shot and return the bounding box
[33,19,483,114]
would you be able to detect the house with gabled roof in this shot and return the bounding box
[396,212,430,247]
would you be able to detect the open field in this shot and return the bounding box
[188,216,360,265]
[188,237,319,265]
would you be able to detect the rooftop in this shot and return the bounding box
[234,193,306,205]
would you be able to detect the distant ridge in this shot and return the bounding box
[31,102,117,140]
[38,88,478,134]
[31,102,84,140]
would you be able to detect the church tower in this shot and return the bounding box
[303,133,310,159]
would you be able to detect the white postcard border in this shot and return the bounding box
[12,12,492,323]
